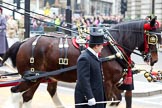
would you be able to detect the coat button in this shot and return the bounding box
[84,96,87,100]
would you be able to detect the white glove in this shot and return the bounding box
[88,98,96,106]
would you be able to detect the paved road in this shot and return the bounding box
[131,50,162,71]
[0,41,162,108]
[0,84,162,108]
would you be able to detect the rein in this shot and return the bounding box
[0,54,119,85]
[114,43,143,57]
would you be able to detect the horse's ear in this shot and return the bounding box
[150,17,156,27]
[154,16,157,20]
[147,16,152,20]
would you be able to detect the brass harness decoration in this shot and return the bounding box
[148,34,158,45]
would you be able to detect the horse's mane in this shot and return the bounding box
[109,19,148,52]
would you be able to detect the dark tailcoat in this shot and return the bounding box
[75,49,105,108]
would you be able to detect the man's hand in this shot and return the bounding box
[88,98,96,106]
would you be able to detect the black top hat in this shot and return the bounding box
[89,32,104,44]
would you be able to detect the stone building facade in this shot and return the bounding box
[71,0,115,16]
[126,0,162,23]
[1,0,162,23]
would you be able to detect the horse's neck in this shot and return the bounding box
[115,34,139,56]
[110,20,145,57]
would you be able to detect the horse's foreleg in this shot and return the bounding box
[104,80,113,101]
[125,90,132,108]
[109,85,122,106]
[3,81,39,108]
[47,81,65,108]
[104,81,122,107]
[2,91,23,108]
[3,82,31,108]
[22,82,40,108]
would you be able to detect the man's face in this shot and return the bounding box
[95,44,103,53]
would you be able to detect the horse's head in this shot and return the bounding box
[103,17,161,66]
[139,16,161,66]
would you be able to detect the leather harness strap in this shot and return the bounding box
[63,38,69,65]
[0,55,118,86]
[59,38,64,68]
[30,36,41,72]
[59,37,69,68]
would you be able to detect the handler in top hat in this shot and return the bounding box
[75,32,106,108]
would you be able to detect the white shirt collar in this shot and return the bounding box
[87,47,98,58]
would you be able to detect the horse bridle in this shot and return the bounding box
[102,27,160,66]
[141,30,159,62]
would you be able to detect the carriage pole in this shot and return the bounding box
[0,57,17,73]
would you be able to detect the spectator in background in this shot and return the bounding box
[60,15,66,32]
[31,17,38,31]
[44,1,52,16]
[0,7,8,67]
[17,15,25,41]
[31,15,44,34]
[6,14,18,39]
[54,16,61,31]
[92,16,100,32]
[6,14,19,47]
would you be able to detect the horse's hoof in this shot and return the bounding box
[109,102,116,106]
[115,102,120,106]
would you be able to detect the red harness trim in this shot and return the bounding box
[123,56,133,85]
[127,57,132,77]
[0,81,20,87]
[144,33,149,53]
[72,38,79,49]
[112,43,133,85]
[0,78,52,87]
[143,20,160,54]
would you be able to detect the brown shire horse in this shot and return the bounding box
[2,17,161,108]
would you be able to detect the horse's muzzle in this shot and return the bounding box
[150,59,158,66]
